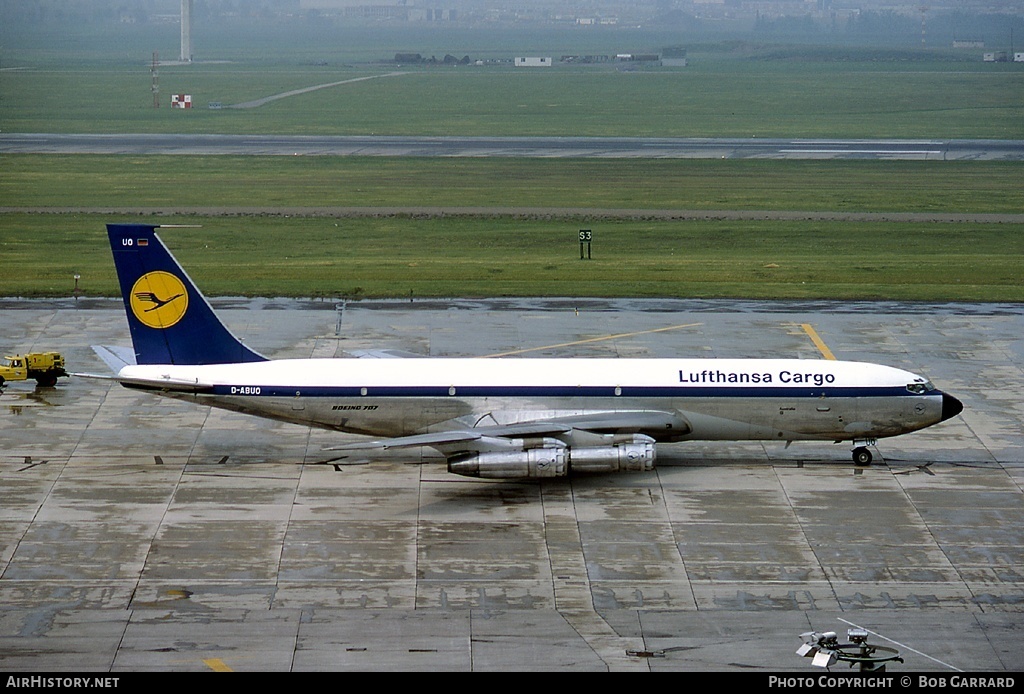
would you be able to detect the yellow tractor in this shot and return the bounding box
[0,352,68,388]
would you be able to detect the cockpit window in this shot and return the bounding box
[906,381,933,394]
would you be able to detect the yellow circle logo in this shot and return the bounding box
[130,272,189,329]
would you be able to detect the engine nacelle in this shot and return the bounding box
[447,436,656,479]
[568,438,656,474]
[448,447,568,479]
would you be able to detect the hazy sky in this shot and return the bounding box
[2,0,1021,49]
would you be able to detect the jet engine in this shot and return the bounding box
[448,447,568,479]
[568,436,655,474]
[447,435,656,479]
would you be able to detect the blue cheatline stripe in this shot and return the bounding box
[206,384,922,399]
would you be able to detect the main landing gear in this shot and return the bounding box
[851,439,877,466]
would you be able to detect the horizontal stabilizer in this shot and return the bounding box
[117,373,215,394]
[92,345,137,372]
[68,372,119,382]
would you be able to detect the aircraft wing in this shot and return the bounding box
[326,409,689,456]
[327,430,490,451]
[503,410,688,435]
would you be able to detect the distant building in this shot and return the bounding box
[560,55,610,64]
[515,57,552,67]
[615,53,662,65]
[299,0,454,21]
[662,47,688,67]
[983,52,1008,62]
[301,0,400,7]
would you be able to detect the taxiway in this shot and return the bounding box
[3,133,1023,160]
[0,298,1021,671]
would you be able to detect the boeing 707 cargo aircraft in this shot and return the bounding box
[95,223,963,478]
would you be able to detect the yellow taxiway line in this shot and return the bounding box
[800,323,837,360]
[203,658,233,672]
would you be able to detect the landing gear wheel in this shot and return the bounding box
[852,447,873,466]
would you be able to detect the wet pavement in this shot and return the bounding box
[0,298,1021,671]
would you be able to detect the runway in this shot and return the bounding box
[3,133,1023,160]
[0,297,1021,672]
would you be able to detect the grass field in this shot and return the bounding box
[1,27,1022,302]
[3,156,1021,212]
[3,212,1021,302]
[2,23,1022,139]
[4,62,1022,139]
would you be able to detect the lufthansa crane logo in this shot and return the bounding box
[130,272,188,329]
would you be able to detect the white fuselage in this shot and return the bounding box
[119,357,947,443]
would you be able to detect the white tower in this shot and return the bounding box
[180,0,193,62]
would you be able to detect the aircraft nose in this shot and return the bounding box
[941,393,964,422]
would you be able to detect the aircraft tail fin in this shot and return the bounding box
[106,223,266,365]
